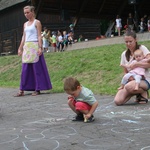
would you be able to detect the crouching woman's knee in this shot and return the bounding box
[114,97,123,106]
[114,87,131,106]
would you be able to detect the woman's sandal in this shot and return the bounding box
[136,94,148,104]
[32,91,40,96]
[14,91,24,97]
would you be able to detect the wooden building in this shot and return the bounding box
[0,0,149,55]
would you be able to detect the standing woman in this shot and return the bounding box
[14,5,52,96]
[115,15,122,36]
[114,31,150,105]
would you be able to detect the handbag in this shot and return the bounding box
[22,42,39,63]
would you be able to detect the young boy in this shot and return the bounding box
[63,77,98,123]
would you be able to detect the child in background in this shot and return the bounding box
[67,31,74,45]
[118,49,150,91]
[139,17,146,33]
[50,31,57,52]
[57,30,64,52]
[69,24,74,35]
[78,34,83,42]
[64,77,98,123]
[42,27,49,52]
[63,31,68,51]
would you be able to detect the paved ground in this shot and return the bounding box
[66,32,150,51]
[0,88,150,150]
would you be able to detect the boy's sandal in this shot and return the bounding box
[14,91,24,97]
[32,91,40,96]
[136,94,148,104]
[72,114,84,121]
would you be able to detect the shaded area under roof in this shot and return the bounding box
[33,0,150,21]
[0,0,149,21]
[0,0,27,11]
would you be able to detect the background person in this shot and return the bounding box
[42,27,49,52]
[139,17,146,33]
[50,31,57,52]
[114,31,150,105]
[57,29,64,52]
[62,30,68,51]
[78,34,83,42]
[147,15,150,32]
[14,5,52,97]
[115,15,122,36]
[143,14,148,31]
[127,13,135,31]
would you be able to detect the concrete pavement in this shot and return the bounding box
[67,32,150,51]
[0,88,150,150]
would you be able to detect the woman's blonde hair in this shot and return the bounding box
[23,5,35,12]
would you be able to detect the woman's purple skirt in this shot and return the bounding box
[20,53,52,91]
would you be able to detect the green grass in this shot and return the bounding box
[1,41,150,95]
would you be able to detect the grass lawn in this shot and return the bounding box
[0,41,150,95]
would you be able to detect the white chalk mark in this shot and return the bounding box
[25,133,45,141]
[56,118,66,121]
[23,141,30,150]
[51,135,70,139]
[52,140,59,150]
[141,146,150,150]
[0,134,19,144]
[84,142,120,147]
[110,111,115,114]
[24,118,57,125]
[43,103,57,106]
[122,119,138,124]
[0,128,16,134]
[20,129,36,133]
[111,127,150,134]
[96,101,114,112]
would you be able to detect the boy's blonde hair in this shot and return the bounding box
[64,77,80,92]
